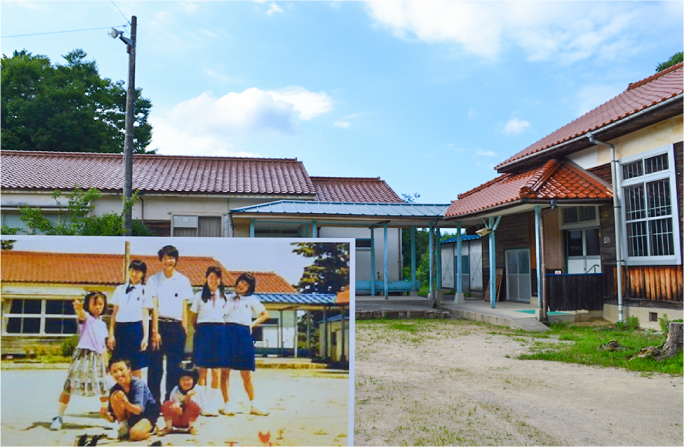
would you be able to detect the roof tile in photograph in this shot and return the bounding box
[311,177,403,203]
[231,200,451,217]
[2,251,296,293]
[445,159,612,218]
[496,63,684,170]
[1,151,316,196]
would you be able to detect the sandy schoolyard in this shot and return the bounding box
[1,367,350,446]
[355,318,683,446]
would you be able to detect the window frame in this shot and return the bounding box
[618,144,681,266]
[2,298,78,337]
[559,205,600,230]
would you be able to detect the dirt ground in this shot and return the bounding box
[1,368,349,446]
[354,319,684,446]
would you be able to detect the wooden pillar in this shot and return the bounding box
[429,220,434,299]
[250,219,255,238]
[370,227,376,296]
[383,223,389,298]
[535,206,542,308]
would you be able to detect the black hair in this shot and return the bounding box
[108,357,131,371]
[128,259,147,284]
[201,266,227,303]
[235,273,256,297]
[178,366,199,392]
[83,291,107,317]
[157,245,179,262]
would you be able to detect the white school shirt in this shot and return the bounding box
[111,283,152,323]
[224,294,265,326]
[147,270,193,321]
[190,290,227,323]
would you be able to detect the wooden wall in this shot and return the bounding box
[605,265,683,302]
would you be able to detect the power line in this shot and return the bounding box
[2,25,128,39]
[110,0,131,25]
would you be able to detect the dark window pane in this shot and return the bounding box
[644,154,668,174]
[562,207,578,224]
[585,229,600,256]
[578,206,596,222]
[626,222,648,257]
[46,300,74,315]
[624,185,646,221]
[252,326,263,342]
[6,317,22,333]
[63,318,78,334]
[566,230,583,257]
[9,300,24,314]
[22,318,41,334]
[649,218,674,257]
[646,179,671,218]
[356,239,372,249]
[23,300,41,314]
[622,161,643,180]
[461,255,470,273]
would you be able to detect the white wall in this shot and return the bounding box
[319,226,402,282]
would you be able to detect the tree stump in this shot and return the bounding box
[658,322,683,358]
[629,322,682,361]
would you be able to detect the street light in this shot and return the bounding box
[110,16,136,236]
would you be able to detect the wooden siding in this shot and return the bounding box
[588,163,612,184]
[604,265,683,302]
[143,220,171,237]
[542,208,563,271]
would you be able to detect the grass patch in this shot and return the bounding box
[518,323,683,375]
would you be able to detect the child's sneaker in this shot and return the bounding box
[50,416,63,430]
[219,402,236,416]
[249,406,269,416]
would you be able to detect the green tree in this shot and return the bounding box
[292,243,350,294]
[1,49,153,153]
[2,187,153,236]
[656,52,683,72]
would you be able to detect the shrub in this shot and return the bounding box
[61,335,79,357]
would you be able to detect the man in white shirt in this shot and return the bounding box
[147,245,193,405]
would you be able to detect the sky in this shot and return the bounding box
[2,1,682,204]
[4,235,354,284]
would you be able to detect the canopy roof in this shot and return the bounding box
[231,200,451,227]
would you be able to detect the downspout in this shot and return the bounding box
[587,132,623,323]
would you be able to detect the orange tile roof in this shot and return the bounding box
[445,159,612,218]
[335,286,350,304]
[1,151,316,196]
[1,251,296,293]
[310,177,402,203]
[496,63,683,170]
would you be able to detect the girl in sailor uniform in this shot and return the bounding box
[108,260,152,377]
[189,266,228,416]
[220,273,269,416]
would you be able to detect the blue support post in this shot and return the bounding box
[312,220,317,238]
[370,227,376,296]
[429,221,434,300]
[383,223,389,298]
[411,227,417,293]
[488,216,502,308]
[250,219,255,238]
[436,227,442,292]
[456,221,463,301]
[535,206,542,308]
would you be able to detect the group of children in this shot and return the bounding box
[50,245,269,441]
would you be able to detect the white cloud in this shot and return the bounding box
[150,87,333,155]
[503,117,531,135]
[475,149,497,157]
[268,86,333,120]
[467,109,477,119]
[334,121,350,129]
[575,84,624,118]
[363,1,672,63]
[266,3,284,16]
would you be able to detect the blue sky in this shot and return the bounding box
[2,1,682,203]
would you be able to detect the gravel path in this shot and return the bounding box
[354,319,683,446]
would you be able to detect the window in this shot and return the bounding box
[356,238,372,250]
[172,215,222,237]
[254,229,300,238]
[619,145,681,265]
[560,206,599,229]
[3,298,77,335]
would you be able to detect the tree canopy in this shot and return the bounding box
[1,49,153,153]
[656,52,683,72]
[292,243,350,294]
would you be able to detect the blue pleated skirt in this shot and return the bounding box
[224,323,256,371]
[193,323,229,368]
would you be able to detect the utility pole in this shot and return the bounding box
[123,16,137,236]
